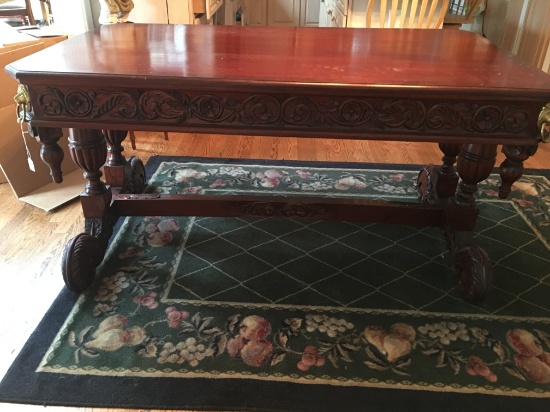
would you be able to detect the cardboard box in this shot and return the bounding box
[0,106,84,210]
[1,23,82,211]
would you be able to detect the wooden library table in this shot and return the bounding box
[5,24,550,302]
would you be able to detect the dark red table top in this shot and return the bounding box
[6,24,550,96]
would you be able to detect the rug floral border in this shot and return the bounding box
[38,161,550,397]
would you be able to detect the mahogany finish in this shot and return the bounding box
[111,190,479,231]
[5,24,550,301]
[5,25,549,144]
[5,24,549,90]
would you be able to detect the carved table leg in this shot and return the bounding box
[455,144,497,207]
[103,129,127,187]
[417,143,461,204]
[498,144,539,199]
[103,129,146,194]
[436,143,461,198]
[61,128,118,292]
[444,143,497,302]
[30,127,64,183]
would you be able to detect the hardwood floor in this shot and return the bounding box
[1,132,549,412]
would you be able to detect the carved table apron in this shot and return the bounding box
[5,24,550,301]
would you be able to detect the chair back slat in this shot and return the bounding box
[399,0,410,28]
[434,0,449,28]
[425,0,440,28]
[408,0,420,28]
[390,0,399,28]
[366,0,450,29]
[380,0,388,28]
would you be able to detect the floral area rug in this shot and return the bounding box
[1,156,550,412]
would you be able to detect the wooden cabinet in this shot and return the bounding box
[193,0,224,19]
[267,0,301,27]
[243,0,267,25]
[131,0,228,24]
[244,0,318,27]
[168,0,194,23]
[131,0,193,24]
[484,0,550,73]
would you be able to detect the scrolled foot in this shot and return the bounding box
[61,233,102,293]
[454,245,493,303]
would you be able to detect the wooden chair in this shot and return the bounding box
[128,131,169,150]
[366,0,450,29]
[444,0,483,28]
[0,0,36,25]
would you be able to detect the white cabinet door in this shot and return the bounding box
[267,0,301,27]
[300,0,320,27]
[331,3,346,27]
[243,0,267,25]
[333,0,347,15]
[321,0,346,27]
[319,0,328,27]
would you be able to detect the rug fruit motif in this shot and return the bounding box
[38,158,550,398]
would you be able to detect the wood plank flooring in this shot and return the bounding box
[1,132,549,412]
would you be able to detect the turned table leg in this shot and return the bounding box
[436,143,461,198]
[498,144,539,199]
[455,144,497,207]
[103,129,146,194]
[443,143,498,302]
[103,129,128,187]
[417,143,461,203]
[31,127,64,183]
[61,128,118,293]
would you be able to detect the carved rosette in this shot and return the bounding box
[36,87,531,135]
[427,104,529,133]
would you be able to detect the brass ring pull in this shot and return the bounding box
[538,103,550,143]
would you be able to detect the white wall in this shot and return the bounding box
[89,0,102,28]
[49,0,94,35]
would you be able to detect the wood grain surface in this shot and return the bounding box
[7,25,550,92]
